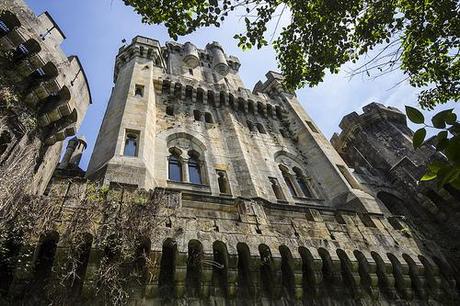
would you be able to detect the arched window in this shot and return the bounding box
[168,148,183,182]
[256,123,266,134]
[193,110,202,121]
[217,170,231,194]
[188,151,202,184]
[124,131,139,157]
[246,120,255,132]
[280,165,297,197]
[204,112,213,123]
[270,177,285,200]
[293,167,313,198]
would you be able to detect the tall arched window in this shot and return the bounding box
[168,148,183,182]
[188,150,202,184]
[293,167,313,198]
[279,165,297,197]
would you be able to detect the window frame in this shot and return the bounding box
[123,130,140,157]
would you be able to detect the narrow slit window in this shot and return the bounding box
[189,68,193,75]
[124,131,139,157]
[135,84,144,97]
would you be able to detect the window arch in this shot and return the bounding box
[188,150,202,184]
[167,133,208,185]
[256,123,266,134]
[168,147,183,182]
[293,167,313,198]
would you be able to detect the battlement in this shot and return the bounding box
[331,102,408,152]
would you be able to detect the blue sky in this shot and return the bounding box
[26,0,458,170]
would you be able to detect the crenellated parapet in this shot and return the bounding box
[0,4,91,146]
[1,178,457,305]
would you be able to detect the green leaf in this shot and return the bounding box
[405,106,425,124]
[413,128,426,149]
[431,109,454,128]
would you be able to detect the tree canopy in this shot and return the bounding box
[124,0,459,109]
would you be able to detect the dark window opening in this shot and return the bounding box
[204,112,213,123]
[189,68,193,75]
[162,82,170,95]
[159,239,176,298]
[208,91,215,106]
[185,86,193,100]
[256,123,266,134]
[166,106,174,116]
[186,240,203,297]
[212,242,229,297]
[193,110,202,121]
[188,151,202,184]
[33,232,59,283]
[135,84,144,97]
[197,89,204,103]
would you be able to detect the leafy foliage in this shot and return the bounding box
[405,106,460,189]
[124,0,459,108]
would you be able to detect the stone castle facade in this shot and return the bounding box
[0,4,459,305]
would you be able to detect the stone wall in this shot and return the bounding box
[1,178,458,305]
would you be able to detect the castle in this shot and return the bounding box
[0,2,459,305]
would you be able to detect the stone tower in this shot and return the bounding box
[87,36,378,213]
[331,102,460,282]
